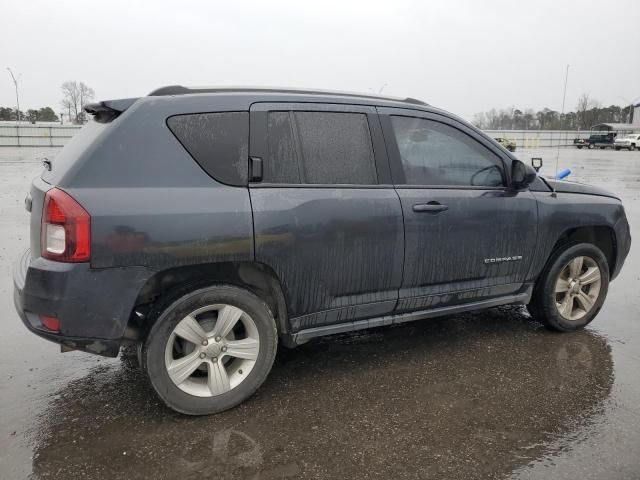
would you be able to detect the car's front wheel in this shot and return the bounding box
[141,285,278,415]
[630,144,636,151]
[529,243,609,331]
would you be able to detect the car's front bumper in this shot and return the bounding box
[13,249,152,357]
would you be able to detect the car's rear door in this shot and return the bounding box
[378,107,538,313]
[249,103,404,332]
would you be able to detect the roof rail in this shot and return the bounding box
[403,97,428,106]
[147,85,429,106]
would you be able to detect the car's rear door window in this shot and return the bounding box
[264,111,378,185]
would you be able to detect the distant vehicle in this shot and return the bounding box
[573,138,588,149]
[494,137,516,152]
[614,134,640,151]
[574,133,617,149]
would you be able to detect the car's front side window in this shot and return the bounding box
[391,116,505,187]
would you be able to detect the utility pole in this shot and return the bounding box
[6,67,21,124]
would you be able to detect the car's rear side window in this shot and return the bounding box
[264,111,378,185]
[167,112,249,186]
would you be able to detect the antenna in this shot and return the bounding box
[6,67,21,124]
[555,64,569,180]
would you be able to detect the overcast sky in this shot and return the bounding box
[2,0,639,121]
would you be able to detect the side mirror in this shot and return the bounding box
[511,159,537,190]
[531,157,543,172]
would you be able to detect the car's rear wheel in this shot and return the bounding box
[588,144,594,149]
[615,147,621,151]
[529,243,609,332]
[630,144,636,151]
[141,285,278,415]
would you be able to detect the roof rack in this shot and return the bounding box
[147,85,429,106]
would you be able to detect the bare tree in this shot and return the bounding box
[589,99,602,124]
[77,82,94,123]
[472,98,625,132]
[576,93,596,129]
[61,81,79,122]
[523,109,535,129]
[472,112,486,129]
[485,108,498,129]
[61,81,95,124]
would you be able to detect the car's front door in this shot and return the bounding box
[378,107,538,312]
[249,103,404,332]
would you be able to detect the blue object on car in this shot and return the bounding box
[556,168,571,180]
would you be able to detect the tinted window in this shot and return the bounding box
[391,116,504,187]
[167,112,249,186]
[265,111,377,185]
[265,112,301,183]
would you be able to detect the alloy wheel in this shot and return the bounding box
[554,256,602,321]
[164,304,260,397]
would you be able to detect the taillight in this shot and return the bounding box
[39,315,60,332]
[41,188,91,262]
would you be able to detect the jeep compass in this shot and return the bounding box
[13,86,631,415]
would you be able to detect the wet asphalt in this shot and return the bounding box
[0,147,639,479]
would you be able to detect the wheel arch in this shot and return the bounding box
[542,225,617,280]
[127,261,290,340]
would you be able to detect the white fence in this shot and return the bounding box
[0,124,81,147]
[483,130,595,148]
[0,124,603,149]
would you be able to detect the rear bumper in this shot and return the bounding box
[13,249,152,357]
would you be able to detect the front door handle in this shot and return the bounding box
[413,202,448,213]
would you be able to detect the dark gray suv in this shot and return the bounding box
[13,86,631,415]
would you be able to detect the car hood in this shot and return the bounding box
[544,178,620,200]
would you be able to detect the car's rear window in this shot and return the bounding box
[167,112,249,186]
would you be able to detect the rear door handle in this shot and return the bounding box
[413,202,448,213]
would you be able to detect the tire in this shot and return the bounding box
[630,144,636,151]
[615,147,621,151]
[528,243,609,332]
[588,143,594,149]
[577,145,583,149]
[141,285,278,415]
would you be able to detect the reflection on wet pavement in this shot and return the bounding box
[30,307,613,479]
